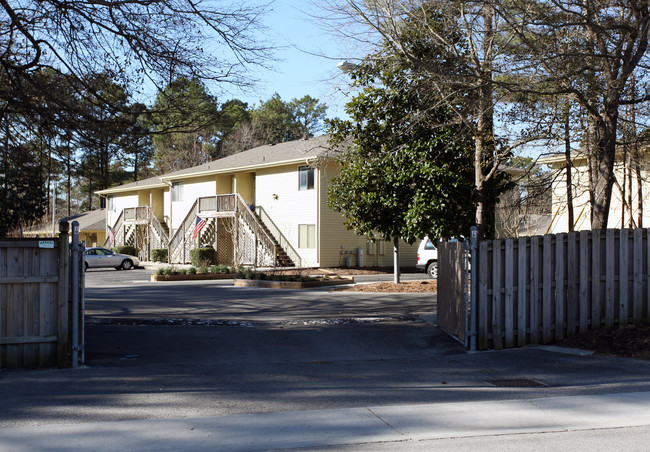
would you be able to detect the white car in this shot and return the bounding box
[416,237,437,279]
[84,247,140,271]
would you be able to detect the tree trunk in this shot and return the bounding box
[474,1,496,240]
[393,236,401,284]
[588,108,618,230]
[564,103,574,232]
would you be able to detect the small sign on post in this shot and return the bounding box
[39,240,55,249]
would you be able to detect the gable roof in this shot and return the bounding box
[98,135,335,195]
[60,209,106,231]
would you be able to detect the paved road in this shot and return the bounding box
[2,267,650,450]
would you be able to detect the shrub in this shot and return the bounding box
[156,266,175,276]
[210,264,231,274]
[113,245,137,256]
[190,247,217,266]
[188,267,197,275]
[151,248,168,262]
[197,265,209,274]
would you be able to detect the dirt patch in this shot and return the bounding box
[265,267,436,292]
[337,280,437,293]
[554,323,650,361]
[268,267,419,276]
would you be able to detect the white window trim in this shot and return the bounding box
[298,166,315,191]
[298,224,316,249]
[172,181,184,202]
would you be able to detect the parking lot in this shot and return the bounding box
[83,266,436,324]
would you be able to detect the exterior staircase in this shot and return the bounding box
[253,212,295,267]
[168,194,296,267]
[104,207,169,258]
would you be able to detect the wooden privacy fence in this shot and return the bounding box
[0,223,83,368]
[437,241,469,345]
[475,228,650,350]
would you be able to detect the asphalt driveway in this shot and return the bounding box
[1,269,650,432]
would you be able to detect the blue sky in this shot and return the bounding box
[229,0,354,121]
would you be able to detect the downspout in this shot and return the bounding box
[97,193,109,240]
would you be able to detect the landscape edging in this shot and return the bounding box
[233,277,354,289]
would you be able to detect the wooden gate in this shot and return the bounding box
[437,241,470,345]
[0,223,83,368]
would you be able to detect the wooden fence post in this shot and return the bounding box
[633,228,643,320]
[478,241,489,350]
[517,237,528,346]
[542,234,553,342]
[619,229,629,325]
[555,233,566,340]
[591,230,602,329]
[605,230,616,327]
[529,236,540,344]
[504,239,514,348]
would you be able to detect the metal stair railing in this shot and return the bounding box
[168,199,200,263]
[255,206,302,267]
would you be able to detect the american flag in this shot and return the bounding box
[192,216,206,240]
[108,225,115,244]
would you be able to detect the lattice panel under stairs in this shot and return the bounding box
[217,218,234,265]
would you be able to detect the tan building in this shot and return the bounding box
[540,150,650,233]
[23,209,106,246]
[97,136,417,267]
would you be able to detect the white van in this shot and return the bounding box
[416,237,437,279]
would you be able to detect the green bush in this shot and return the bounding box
[196,265,209,274]
[190,247,217,266]
[188,267,197,275]
[156,266,175,276]
[151,248,168,262]
[113,245,137,256]
[210,264,231,274]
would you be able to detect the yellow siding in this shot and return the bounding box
[151,189,165,221]
[318,161,417,268]
[235,172,255,205]
[81,230,105,247]
[216,175,231,195]
[549,160,650,233]
[138,191,149,207]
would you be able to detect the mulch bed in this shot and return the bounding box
[554,322,650,360]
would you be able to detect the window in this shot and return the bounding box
[107,196,115,212]
[298,224,316,248]
[424,238,436,250]
[172,181,184,202]
[299,166,314,190]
